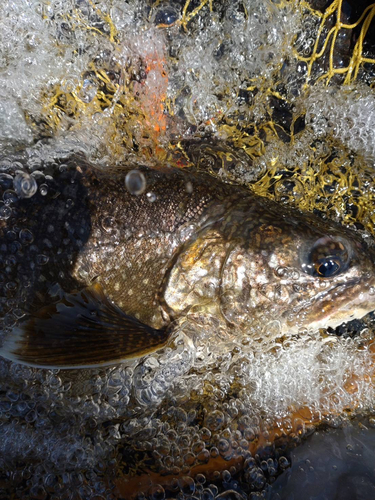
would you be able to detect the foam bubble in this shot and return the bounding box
[305,86,375,163]
[0,0,375,498]
[13,172,38,198]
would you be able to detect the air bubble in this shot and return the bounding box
[37,254,49,265]
[29,485,47,500]
[13,172,37,199]
[3,190,18,205]
[200,427,211,441]
[6,230,17,241]
[148,484,165,500]
[0,205,12,219]
[146,191,157,202]
[206,410,225,431]
[101,215,116,232]
[178,476,195,495]
[212,470,221,481]
[196,474,206,484]
[183,452,195,466]
[6,390,19,402]
[218,438,230,453]
[202,489,215,500]
[3,313,16,328]
[222,469,231,482]
[13,308,25,319]
[274,178,304,203]
[40,184,48,196]
[25,410,37,423]
[192,440,204,454]
[6,281,17,291]
[19,228,34,245]
[125,170,146,196]
[0,173,13,190]
[279,456,290,469]
[154,6,179,26]
[79,77,98,103]
[197,449,210,463]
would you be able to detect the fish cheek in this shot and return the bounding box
[219,247,271,327]
[164,232,227,318]
[219,240,306,332]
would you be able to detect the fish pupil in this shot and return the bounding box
[316,258,341,277]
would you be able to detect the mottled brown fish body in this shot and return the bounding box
[0,158,375,368]
[74,164,236,330]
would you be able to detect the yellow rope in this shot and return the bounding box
[28,0,375,237]
[296,0,375,85]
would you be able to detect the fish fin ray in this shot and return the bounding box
[1,283,170,368]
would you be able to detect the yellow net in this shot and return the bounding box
[295,0,375,85]
[27,0,375,236]
[3,3,375,496]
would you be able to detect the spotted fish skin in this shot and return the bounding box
[71,163,236,330]
[0,158,241,366]
[0,157,375,368]
[0,162,228,323]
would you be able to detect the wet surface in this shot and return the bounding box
[269,419,375,500]
[1,0,375,498]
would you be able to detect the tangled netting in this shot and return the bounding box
[1,0,375,499]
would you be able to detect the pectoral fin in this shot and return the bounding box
[1,283,170,369]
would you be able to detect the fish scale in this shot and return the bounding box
[0,156,375,368]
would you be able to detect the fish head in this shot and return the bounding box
[220,202,375,337]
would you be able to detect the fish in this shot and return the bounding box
[0,156,374,368]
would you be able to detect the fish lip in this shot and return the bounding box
[282,277,373,335]
[292,278,361,314]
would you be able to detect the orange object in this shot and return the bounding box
[132,45,169,163]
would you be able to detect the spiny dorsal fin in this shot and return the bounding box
[1,283,170,369]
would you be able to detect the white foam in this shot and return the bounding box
[0,0,375,498]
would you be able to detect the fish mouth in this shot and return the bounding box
[293,279,359,311]
[310,279,360,306]
[288,277,375,333]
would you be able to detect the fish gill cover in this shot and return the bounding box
[1,0,375,499]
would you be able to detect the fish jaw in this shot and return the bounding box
[277,270,375,335]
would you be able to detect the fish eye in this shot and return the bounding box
[315,258,341,277]
[302,236,351,278]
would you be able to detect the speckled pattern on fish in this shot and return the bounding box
[0,157,375,368]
